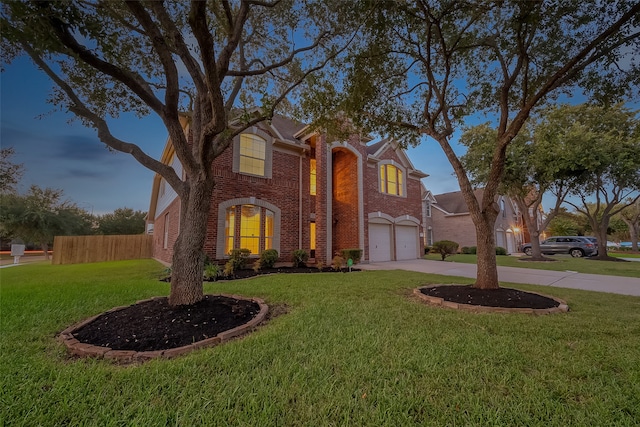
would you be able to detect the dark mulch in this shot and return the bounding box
[420,285,560,309]
[161,266,361,282]
[72,295,260,352]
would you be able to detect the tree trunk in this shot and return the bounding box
[590,216,612,260]
[41,242,49,260]
[168,177,215,306]
[473,211,500,290]
[517,199,545,260]
[621,217,639,251]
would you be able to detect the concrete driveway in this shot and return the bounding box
[359,259,640,296]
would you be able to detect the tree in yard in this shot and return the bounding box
[0,185,94,258]
[2,1,354,305]
[618,199,640,251]
[96,207,146,235]
[0,147,24,194]
[304,1,640,288]
[432,240,459,261]
[460,123,574,260]
[540,104,640,260]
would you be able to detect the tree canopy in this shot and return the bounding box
[0,147,24,194]
[96,207,146,235]
[305,0,640,287]
[2,0,355,305]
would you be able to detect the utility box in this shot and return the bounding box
[11,244,25,264]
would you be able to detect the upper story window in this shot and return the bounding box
[425,201,432,217]
[501,199,506,218]
[310,159,317,195]
[379,163,404,196]
[239,134,266,176]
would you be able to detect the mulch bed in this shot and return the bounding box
[72,295,260,352]
[420,285,560,309]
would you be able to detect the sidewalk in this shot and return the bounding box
[359,259,640,297]
[0,255,49,268]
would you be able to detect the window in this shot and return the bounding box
[427,227,433,246]
[310,159,317,195]
[163,213,170,249]
[425,201,431,217]
[239,134,266,176]
[225,204,275,255]
[379,164,404,196]
[310,222,316,251]
[501,199,506,218]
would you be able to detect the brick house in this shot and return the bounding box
[422,188,525,253]
[147,114,428,265]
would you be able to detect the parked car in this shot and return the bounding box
[520,236,597,258]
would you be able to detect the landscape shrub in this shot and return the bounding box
[292,249,309,268]
[424,246,431,255]
[432,240,459,261]
[203,263,219,280]
[460,246,477,254]
[340,248,362,264]
[224,248,251,275]
[259,249,279,269]
[496,246,507,255]
[331,255,344,270]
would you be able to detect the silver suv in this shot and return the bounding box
[521,236,597,258]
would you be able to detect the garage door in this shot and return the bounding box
[395,225,418,260]
[369,223,392,262]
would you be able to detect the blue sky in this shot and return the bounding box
[1,56,461,215]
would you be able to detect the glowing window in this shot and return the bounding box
[310,159,317,195]
[310,222,316,250]
[239,134,266,176]
[225,208,235,255]
[380,164,404,196]
[225,204,276,255]
[264,210,274,250]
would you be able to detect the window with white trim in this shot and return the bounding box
[379,163,404,196]
[310,159,317,195]
[239,134,266,176]
[225,204,275,255]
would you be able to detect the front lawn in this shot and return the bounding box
[2,260,639,426]
[424,253,640,277]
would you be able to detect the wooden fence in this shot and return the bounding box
[52,235,153,265]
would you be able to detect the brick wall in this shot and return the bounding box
[153,197,181,264]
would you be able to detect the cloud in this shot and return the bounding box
[54,135,116,162]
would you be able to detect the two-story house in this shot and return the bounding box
[147,114,428,265]
[422,188,524,254]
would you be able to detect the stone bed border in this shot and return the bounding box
[58,294,269,362]
[414,285,569,315]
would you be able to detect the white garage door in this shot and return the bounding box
[369,223,392,262]
[395,225,419,260]
[496,230,506,249]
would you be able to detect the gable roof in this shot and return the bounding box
[366,138,428,178]
[432,189,485,215]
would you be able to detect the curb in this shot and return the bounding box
[413,286,569,315]
[58,294,269,362]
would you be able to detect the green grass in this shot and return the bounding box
[2,260,640,426]
[424,253,640,277]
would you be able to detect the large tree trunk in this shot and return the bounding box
[168,177,215,306]
[621,217,639,251]
[589,216,613,260]
[516,199,545,260]
[41,242,50,260]
[472,208,500,290]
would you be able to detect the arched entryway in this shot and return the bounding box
[332,147,360,256]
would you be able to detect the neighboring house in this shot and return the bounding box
[422,188,524,254]
[147,113,428,265]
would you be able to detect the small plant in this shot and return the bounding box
[461,246,477,254]
[496,246,507,256]
[292,249,309,268]
[315,261,324,271]
[424,246,431,255]
[340,248,362,264]
[331,255,344,271]
[203,263,219,281]
[259,249,279,269]
[253,259,261,272]
[228,248,251,270]
[223,261,235,277]
[161,266,172,281]
[432,240,459,261]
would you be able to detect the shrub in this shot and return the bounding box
[259,249,279,269]
[461,246,470,254]
[331,255,344,270]
[292,249,309,268]
[340,248,362,264]
[432,240,459,261]
[460,246,477,254]
[253,259,261,272]
[424,246,431,255]
[496,246,507,256]
[203,263,219,281]
[224,248,251,276]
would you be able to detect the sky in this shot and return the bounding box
[1,56,461,216]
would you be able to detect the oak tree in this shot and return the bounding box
[2,1,353,305]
